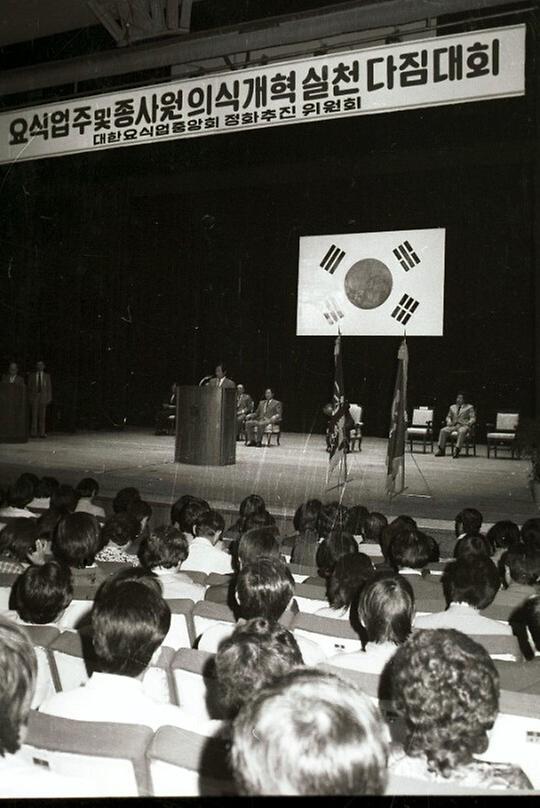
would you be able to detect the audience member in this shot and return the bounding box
[12,561,73,625]
[387,629,532,790]
[487,520,521,563]
[49,484,79,516]
[230,668,389,795]
[0,519,40,574]
[414,556,512,635]
[499,546,540,610]
[313,528,358,581]
[454,533,492,559]
[517,595,540,660]
[315,553,374,620]
[455,507,483,538]
[74,477,105,519]
[127,499,153,548]
[52,512,107,586]
[288,499,322,567]
[521,518,540,553]
[112,486,141,514]
[379,516,417,563]
[224,494,267,541]
[137,525,205,601]
[318,502,349,539]
[28,476,59,511]
[181,510,232,575]
[96,513,139,565]
[344,504,370,541]
[362,511,388,552]
[0,477,36,522]
[329,573,414,674]
[171,497,210,542]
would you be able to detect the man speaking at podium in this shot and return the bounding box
[207,363,235,389]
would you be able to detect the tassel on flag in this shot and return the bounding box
[385,338,409,498]
[327,333,348,483]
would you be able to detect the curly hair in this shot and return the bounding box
[390,629,499,777]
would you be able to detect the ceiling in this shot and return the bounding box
[0,0,98,46]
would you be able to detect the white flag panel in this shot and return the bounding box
[296,228,445,336]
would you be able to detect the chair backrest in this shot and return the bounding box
[495,412,519,432]
[180,569,208,586]
[495,660,540,695]
[147,725,235,796]
[294,582,329,614]
[411,407,434,427]
[292,612,360,657]
[469,633,523,662]
[318,662,381,700]
[21,710,153,796]
[162,599,196,650]
[192,600,236,643]
[23,624,61,706]
[49,630,93,692]
[171,647,224,721]
[348,403,362,424]
[481,689,540,788]
[205,572,233,588]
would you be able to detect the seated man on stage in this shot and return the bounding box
[245,388,282,447]
[236,384,254,441]
[435,391,476,458]
[155,383,177,435]
[2,362,25,385]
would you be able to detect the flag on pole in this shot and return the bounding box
[385,338,409,498]
[327,334,347,481]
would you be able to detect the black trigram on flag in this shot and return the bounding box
[391,294,419,325]
[393,240,420,271]
[323,297,345,325]
[320,244,346,274]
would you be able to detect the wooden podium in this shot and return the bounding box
[175,385,236,466]
[0,383,28,443]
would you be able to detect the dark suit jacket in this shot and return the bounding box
[1,374,25,386]
[249,399,283,423]
[236,393,253,416]
[27,371,52,404]
[208,377,236,389]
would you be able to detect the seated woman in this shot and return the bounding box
[288,499,322,567]
[0,518,40,574]
[328,572,414,674]
[224,494,269,542]
[137,525,205,601]
[96,513,140,565]
[52,512,108,588]
[387,628,533,791]
[487,521,521,564]
[315,553,375,620]
[302,528,358,585]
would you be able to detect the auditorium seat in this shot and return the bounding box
[48,630,94,693]
[318,661,380,700]
[468,633,523,662]
[171,648,224,721]
[294,582,330,614]
[162,599,197,650]
[146,725,235,796]
[192,601,236,644]
[263,423,281,446]
[292,612,360,657]
[495,660,540,695]
[0,571,17,611]
[288,562,321,583]
[23,624,61,707]
[21,711,153,797]
[179,570,208,587]
[205,573,233,588]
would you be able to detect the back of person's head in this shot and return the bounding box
[241,510,276,534]
[75,477,100,499]
[344,505,370,537]
[101,566,161,595]
[101,512,139,549]
[442,556,500,609]
[0,617,37,756]
[520,595,540,655]
[138,525,188,570]
[501,545,540,587]
[487,520,521,552]
[455,507,483,537]
[0,518,39,561]
[388,529,433,571]
[380,515,416,561]
[292,499,322,533]
[6,477,34,509]
[358,573,414,645]
[215,618,303,717]
[318,502,349,539]
[173,499,210,535]
[454,534,492,560]
[13,562,73,624]
[91,579,170,677]
[231,668,388,795]
[194,509,225,543]
[239,494,266,519]
[52,512,101,568]
[128,499,152,524]
[50,484,79,515]
[236,557,294,621]
[390,629,498,776]
[36,510,62,541]
[316,529,358,579]
[238,527,280,568]
[327,553,375,611]
[521,518,540,553]
[35,476,59,499]
[112,486,141,514]
[169,494,206,527]
[363,512,388,545]
[16,473,39,498]
[420,531,440,563]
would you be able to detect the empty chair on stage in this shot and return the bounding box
[486,412,520,458]
[406,406,434,453]
[435,392,476,458]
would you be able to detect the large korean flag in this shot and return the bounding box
[296,228,445,336]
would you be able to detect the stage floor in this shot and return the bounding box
[0,429,536,530]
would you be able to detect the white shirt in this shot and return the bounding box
[314,605,350,620]
[0,752,102,797]
[328,641,399,674]
[0,506,35,519]
[40,671,220,734]
[414,602,512,635]
[28,497,50,510]
[75,497,106,519]
[182,536,233,576]
[152,567,206,601]
[198,621,326,665]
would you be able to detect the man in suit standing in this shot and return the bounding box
[236,384,254,440]
[245,388,283,446]
[1,362,25,386]
[27,360,52,438]
[435,392,476,458]
[208,363,235,389]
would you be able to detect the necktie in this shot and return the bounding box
[37,373,42,393]
[264,401,269,416]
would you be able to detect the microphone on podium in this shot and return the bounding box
[199,375,213,387]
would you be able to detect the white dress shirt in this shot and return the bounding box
[414,602,512,635]
[198,620,326,665]
[152,567,206,601]
[181,536,233,576]
[0,752,102,797]
[75,497,106,519]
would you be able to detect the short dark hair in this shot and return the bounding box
[35,476,59,499]
[236,558,294,621]
[194,509,225,540]
[239,494,266,518]
[240,511,276,534]
[520,595,540,653]
[50,484,79,515]
[388,529,433,570]
[486,521,521,551]
[53,512,102,568]
[318,502,349,539]
[391,629,498,776]
[6,478,34,509]
[75,477,100,498]
[0,617,37,756]
[170,495,209,527]
[358,573,414,645]
[172,499,210,534]
[91,579,170,677]
[0,519,39,561]
[128,500,152,523]
[100,567,162,596]
[112,487,141,514]
[455,508,483,537]
[454,534,492,560]
[521,519,540,553]
[16,473,39,497]
[238,527,280,567]
[292,499,321,533]
[380,516,416,561]
[344,505,370,536]
[231,668,388,795]
[442,556,500,609]
[138,525,189,569]
[215,618,303,717]
[316,529,358,579]
[501,546,540,586]
[13,562,73,624]
[101,512,139,548]
[327,553,374,610]
[363,512,388,545]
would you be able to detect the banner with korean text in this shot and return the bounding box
[0,24,525,165]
